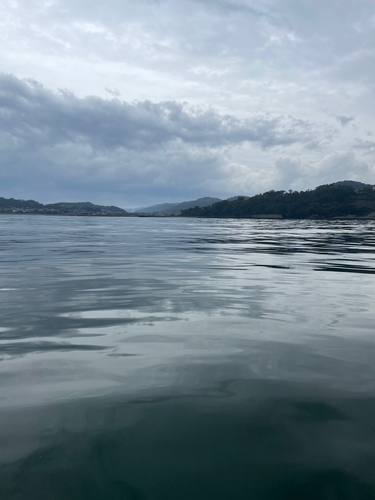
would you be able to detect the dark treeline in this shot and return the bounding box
[181,184,375,219]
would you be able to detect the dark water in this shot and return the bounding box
[1,216,375,499]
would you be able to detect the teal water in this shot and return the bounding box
[0,216,375,499]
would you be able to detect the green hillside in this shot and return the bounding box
[181,183,375,219]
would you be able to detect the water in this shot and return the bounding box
[0,215,375,499]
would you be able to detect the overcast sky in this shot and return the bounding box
[1,0,375,208]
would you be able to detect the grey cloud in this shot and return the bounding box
[191,0,269,18]
[105,88,121,97]
[0,74,316,152]
[335,115,354,127]
[352,139,375,152]
[0,135,227,206]
[1,0,374,206]
[303,140,321,151]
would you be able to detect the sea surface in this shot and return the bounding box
[0,215,375,499]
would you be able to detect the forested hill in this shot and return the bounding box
[0,198,129,216]
[180,184,375,219]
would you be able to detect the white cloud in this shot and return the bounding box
[273,152,373,192]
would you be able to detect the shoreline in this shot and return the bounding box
[1,212,375,220]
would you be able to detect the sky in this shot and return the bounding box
[1,0,375,208]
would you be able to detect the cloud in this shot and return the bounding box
[352,139,375,152]
[335,115,354,127]
[191,0,270,19]
[105,88,121,97]
[274,151,373,192]
[312,151,369,179]
[1,1,375,206]
[0,73,317,153]
[1,72,371,206]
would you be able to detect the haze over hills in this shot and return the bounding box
[136,197,221,215]
[134,202,179,214]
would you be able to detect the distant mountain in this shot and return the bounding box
[136,197,221,215]
[44,201,127,215]
[163,197,222,215]
[0,198,129,216]
[226,196,250,202]
[136,202,179,214]
[181,182,375,219]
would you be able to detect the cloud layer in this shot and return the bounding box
[0,74,315,151]
[0,0,375,206]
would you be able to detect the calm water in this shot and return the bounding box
[1,215,375,499]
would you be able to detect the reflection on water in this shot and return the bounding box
[0,216,375,499]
